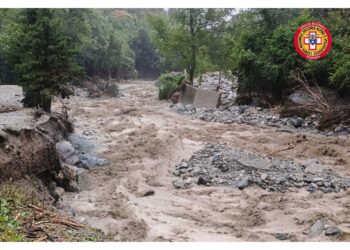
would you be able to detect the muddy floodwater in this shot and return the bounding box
[56,81,350,241]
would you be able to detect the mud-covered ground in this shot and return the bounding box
[57,80,350,242]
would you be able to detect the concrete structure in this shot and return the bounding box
[179,84,197,105]
[193,88,221,108]
[179,84,221,109]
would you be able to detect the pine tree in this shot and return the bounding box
[7,9,82,112]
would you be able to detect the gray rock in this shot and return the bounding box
[141,189,155,197]
[56,140,75,161]
[325,226,341,236]
[237,178,250,190]
[275,233,289,240]
[55,187,65,197]
[68,134,103,153]
[291,117,303,128]
[66,180,80,192]
[176,161,189,170]
[197,176,210,185]
[334,126,345,133]
[66,155,80,166]
[175,103,185,112]
[78,153,109,169]
[310,219,326,237]
[185,104,194,110]
[172,180,185,189]
[172,144,350,193]
[173,170,181,176]
[62,163,84,181]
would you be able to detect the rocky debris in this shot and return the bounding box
[172,144,350,192]
[0,85,23,107]
[174,73,349,135]
[56,133,109,171]
[310,219,326,237]
[172,104,349,135]
[275,233,290,241]
[56,140,76,162]
[172,180,186,189]
[237,177,250,190]
[78,153,109,170]
[140,190,155,197]
[325,226,342,236]
[66,180,80,192]
[308,219,342,238]
[68,134,104,153]
[193,72,238,108]
[55,187,65,197]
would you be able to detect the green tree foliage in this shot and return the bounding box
[4,9,83,112]
[131,29,160,79]
[230,9,350,98]
[80,9,137,79]
[157,73,184,100]
[148,9,231,83]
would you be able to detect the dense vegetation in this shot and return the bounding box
[0,8,349,111]
[0,9,162,110]
[148,9,350,99]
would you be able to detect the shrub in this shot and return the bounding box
[157,73,184,100]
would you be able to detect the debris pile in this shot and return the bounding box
[172,144,350,193]
[172,103,350,136]
[193,72,238,108]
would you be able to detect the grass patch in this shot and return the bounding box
[0,185,34,242]
[0,183,109,242]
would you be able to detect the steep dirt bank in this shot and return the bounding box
[60,81,350,241]
[0,85,108,242]
[0,85,72,182]
[0,110,73,182]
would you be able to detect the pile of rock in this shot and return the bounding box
[172,144,350,193]
[172,103,350,135]
[193,72,238,108]
[54,133,109,196]
[173,73,350,135]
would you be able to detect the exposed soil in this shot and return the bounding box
[0,85,107,242]
[58,80,350,242]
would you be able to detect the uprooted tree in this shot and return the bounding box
[279,69,350,130]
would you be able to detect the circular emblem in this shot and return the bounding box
[294,22,332,60]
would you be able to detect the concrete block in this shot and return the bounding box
[193,88,221,108]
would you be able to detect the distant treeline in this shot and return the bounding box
[0,8,162,85]
[147,9,350,98]
[0,8,349,111]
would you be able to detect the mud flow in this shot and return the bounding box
[56,81,350,242]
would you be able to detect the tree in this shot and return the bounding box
[80,9,136,80]
[4,9,83,112]
[148,9,231,83]
[131,29,160,79]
